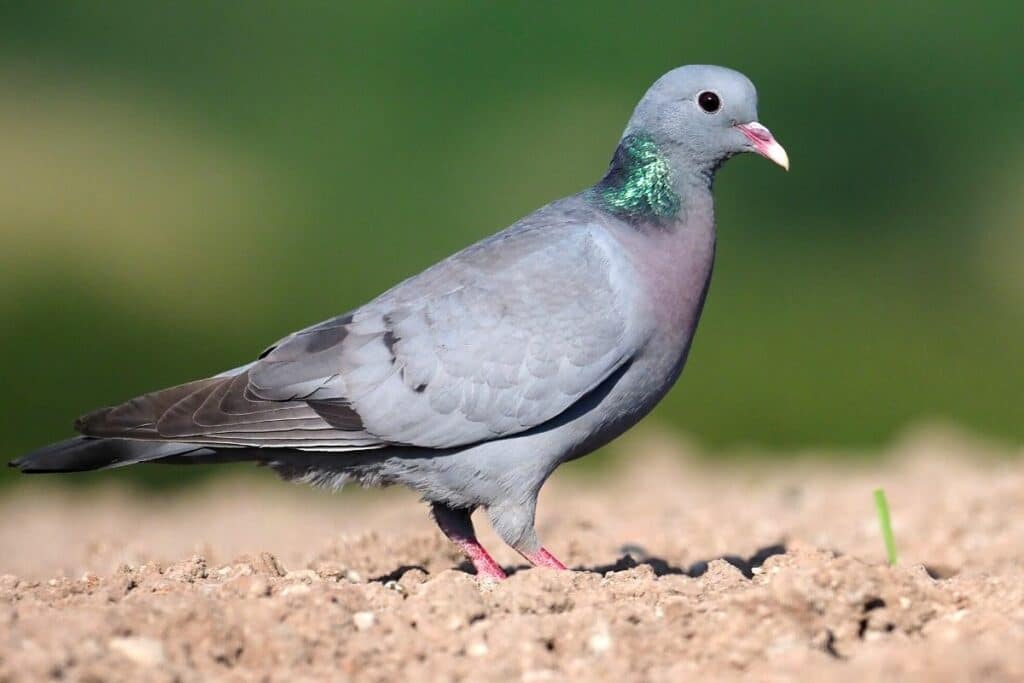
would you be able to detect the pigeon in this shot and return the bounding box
[10,65,787,580]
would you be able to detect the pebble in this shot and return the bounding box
[280,583,312,597]
[352,611,376,631]
[588,629,612,654]
[109,636,166,667]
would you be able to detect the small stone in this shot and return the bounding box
[315,562,346,581]
[588,629,612,654]
[280,583,312,597]
[352,611,376,631]
[467,641,489,657]
[164,555,207,583]
[398,568,429,591]
[109,637,166,667]
[254,552,286,577]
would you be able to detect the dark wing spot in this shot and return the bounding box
[260,313,353,359]
[304,322,350,354]
[382,330,399,363]
[307,399,365,431]
[413,383,428,393]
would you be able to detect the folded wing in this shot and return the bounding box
[78,220,644,452]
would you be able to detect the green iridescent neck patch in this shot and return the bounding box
[588,133,680,222]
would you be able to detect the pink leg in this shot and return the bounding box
[523,547,568,570]
[431,503,507,581]
[452,538,508,581]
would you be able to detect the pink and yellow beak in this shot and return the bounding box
[735,122,789,171]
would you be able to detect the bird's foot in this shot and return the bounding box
[431,503,508,581]
[525,547,568,570]
[455,538,507,581]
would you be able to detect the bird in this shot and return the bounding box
[10,64,788,581]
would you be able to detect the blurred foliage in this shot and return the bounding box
[2,2,1023,488]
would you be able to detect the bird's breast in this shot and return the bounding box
[558,216,717,452]
[614,216,717,348]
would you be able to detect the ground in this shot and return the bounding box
[1,426,1022,682]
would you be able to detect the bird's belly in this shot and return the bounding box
[556,330,701,463]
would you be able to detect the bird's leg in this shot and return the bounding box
[523,547,568,570]
[430,503,507,581]
[487,500,569,571]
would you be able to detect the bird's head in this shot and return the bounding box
[625,64,789,176]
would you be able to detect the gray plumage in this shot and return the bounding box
[11,65,788,577]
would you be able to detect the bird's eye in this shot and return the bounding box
[697,91,721,113]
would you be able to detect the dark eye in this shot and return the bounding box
[697,91,721,113]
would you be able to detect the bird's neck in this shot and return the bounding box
[587,132,712,228]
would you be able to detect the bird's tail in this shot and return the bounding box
[8,437,211,473]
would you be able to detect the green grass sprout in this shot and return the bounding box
[873,488,898,566]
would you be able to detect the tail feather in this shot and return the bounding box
[8,437,211,473]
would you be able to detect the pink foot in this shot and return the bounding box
[525,547,568,570]
[455,539,507,581]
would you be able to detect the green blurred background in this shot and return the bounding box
[2,2,1022,488]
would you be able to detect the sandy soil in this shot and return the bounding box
[1,426,1022,682]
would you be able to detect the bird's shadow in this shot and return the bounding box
[478,542,787,579]
[369,543,788,582]
[577,542,787,579]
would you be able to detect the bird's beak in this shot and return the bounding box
[735,122,789,171]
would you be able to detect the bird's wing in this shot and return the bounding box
[78,213,646,451]
[251,218,645,449]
